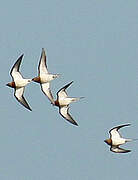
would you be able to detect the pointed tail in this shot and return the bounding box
[72,97,85,102]
[125,138,138,142]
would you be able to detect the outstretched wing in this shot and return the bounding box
[110,146,131,153]
[109,124,131,139]
[57,81,73,99]
[14,87,32,111]
[41,82,55,105]
[38,48,48,75]
[10,54,24,81]
[59,106,78,126]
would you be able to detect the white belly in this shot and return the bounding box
[15,79,30,87]
[40,74,54,83]
[59,98,76,106]
[112,138,126,146]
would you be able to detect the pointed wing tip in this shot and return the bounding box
[72,121,79,126]
[123,123,131,126]
[110,146,131,153]
[110,123,131,133]
[22,104,32,111]
[121,123,131,128]
[28,107,32,111]
[19,54,24,61]
[21,103,32,112]
[67,120,78,126]
[66,81,74,87]
[68,81,74,85]
[74,123,79,126]
[42,48,45,52]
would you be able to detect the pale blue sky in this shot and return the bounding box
[0,0,138,179]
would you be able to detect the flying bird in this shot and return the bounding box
[32,48,60,105]
[6,54,32,111]
[54,81,84,126]
[104,124,135,153]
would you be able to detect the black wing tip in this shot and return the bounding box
[121,123,131,126]
[110,146,131,153]
[110,123,131,133]
[67,120,78,126]
[15,96,32,112]
[21,103,32,111]
[70,81,74,84]
[28,107,32,111]
[65,81,74,89]
[72,121,78,126]
[57,81,74,94]
[18,54,24,61]
[23,102,32,111]
[112,150,131,154]
[20,54,24,58]
[126,150,131,153]
[41,48,46,55]
[119,123,131,128]
[67,81,74,85]
[21,104,32,111]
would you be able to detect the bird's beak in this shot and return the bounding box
[6,83,10,87]
[6,82,12,88]
[104,140,107,144]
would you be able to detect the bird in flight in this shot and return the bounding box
[54,81,84,126]
[104,124,135,153]
[6,54,32,111]
[32,48,60,105]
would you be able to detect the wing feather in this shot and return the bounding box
[59,106,78,126]
[41,83,55,105]
[10,54,24,81]
[110,146,131,153]
[57,81,73,99]
[109,124,131,139]
[38,48,48,75]
[14,87,32,111]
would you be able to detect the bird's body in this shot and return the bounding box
[57,97,80,107]
[104,124,133,153]
[14,78,31,88]
[54,81,83,126]
[32,48,59,105]
[6,54,32,111]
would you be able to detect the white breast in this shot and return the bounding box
[58,98,76,106]
[15,79,31,88]
[40,74,55,83]
[112,137,126,146]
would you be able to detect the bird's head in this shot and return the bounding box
[32,76,41,83]
[104,139,112,146]
[6,81,16,88]
[53,74,60,79]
